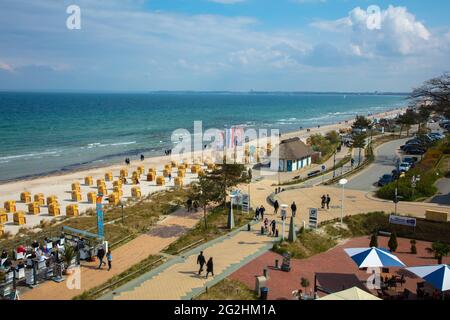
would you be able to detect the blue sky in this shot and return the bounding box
[0,0,449,92]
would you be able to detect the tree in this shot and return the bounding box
[325,131,340,145]
[189,176,223,229]
[396,109,418,137]
[352,132,367,166]
[300,277,310,292]
[369,234,378,248]
[409,72,450,119]
[388,232,398,252]
[417,106,431,133]
[205,162,249,207]
[352,116,372,130]
[426,241,450,264]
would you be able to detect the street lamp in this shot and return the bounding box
[339,179,348,224]
[280,204,288,241]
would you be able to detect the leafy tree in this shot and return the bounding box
[417,106,431,133]
[426,241,450,264]
[369,234,378,248]
[189,176,223,229]
[205,162,250,206]
[352,116,372,130]
[388,232,398,252]
[352,132,367,166]
[396,109,418,137]
[325,131,340,145]
[409,72,450,118]
[300,277,310,292]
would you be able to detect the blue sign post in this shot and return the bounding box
[96,194,104,239]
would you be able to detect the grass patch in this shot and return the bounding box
[324,212,450,244]
[73,254,163,300]
[163,205,253,255]
[272,229,338,259]
[196,278,258,300]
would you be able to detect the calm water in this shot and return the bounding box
[0,92,406,181]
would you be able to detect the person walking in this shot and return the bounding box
[97,246,105,269]
[291,201,297,217]
[206,257,214,279]
[254,206,260,221]
[270,219,276,237]
[321,195,326,209]
[260,205,265,220]
[197,251,206,275]
[326,194,331,210]
[106,250,112,271]
[168,173,172,181]
[140,154,145,161]
[273,200,279,215]
[187,198,192,212]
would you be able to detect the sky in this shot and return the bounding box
[0,0,449,92]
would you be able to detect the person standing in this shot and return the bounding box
[168,173,172,181]
[326,194,331,210]
[260,205,265,220]
[140,154,145,161]
[187,198,192,212]
[321,195,326,209]
[206,257,214,279]
[106,250,112,271]
[270,219,276,236]
[197,251,206,275]
[97,246,105,269]
[273,200,279,215]
[291,201,297,217]
[254,206,260,221]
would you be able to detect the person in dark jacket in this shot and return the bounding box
[273,200,279,214]
[326,195,331,210]
[260,205,265,220]
[291,201,297,217]
[97,246,106,269]
[197,251,206,275]
[206,257,214,279]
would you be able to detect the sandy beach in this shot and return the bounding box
[0,107,405,235]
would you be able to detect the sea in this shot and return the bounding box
[0,92,407,181]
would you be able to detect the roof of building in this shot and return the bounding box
[274,137,314,160]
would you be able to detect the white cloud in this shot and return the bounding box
[312,5,435,57]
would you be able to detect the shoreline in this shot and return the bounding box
[0,106,405,185]
[0,106,405,235]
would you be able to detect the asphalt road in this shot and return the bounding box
[344,138,409,191]
[430,177,450,205]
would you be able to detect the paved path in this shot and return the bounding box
[344,138,408,191]
[101,229,275,300]
[430,177,450,205]
[20,208,202,300]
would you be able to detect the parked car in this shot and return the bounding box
[402,145,426,155]
[403,157,416,169]
[429,132,445,140]
[399,162,411,172]
[378,174,394,187]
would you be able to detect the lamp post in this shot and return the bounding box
[228,194,236,230]
[121,201,124,224]
[339,179,348,224]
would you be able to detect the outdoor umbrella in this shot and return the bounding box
[344,247,406,268]
[318,287,381,300]
[405,265,450,292]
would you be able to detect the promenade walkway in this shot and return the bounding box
[20,208,202,300]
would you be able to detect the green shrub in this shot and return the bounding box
[388,232,398,252]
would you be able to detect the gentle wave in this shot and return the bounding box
[0,151,59,161]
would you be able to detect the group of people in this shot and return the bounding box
[164,149,172,156]
[196,251,214,279]
[254,205,266,220]
[321,194,331,210]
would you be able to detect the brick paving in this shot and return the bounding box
[229,236,450,300]
[111,230,274,300]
